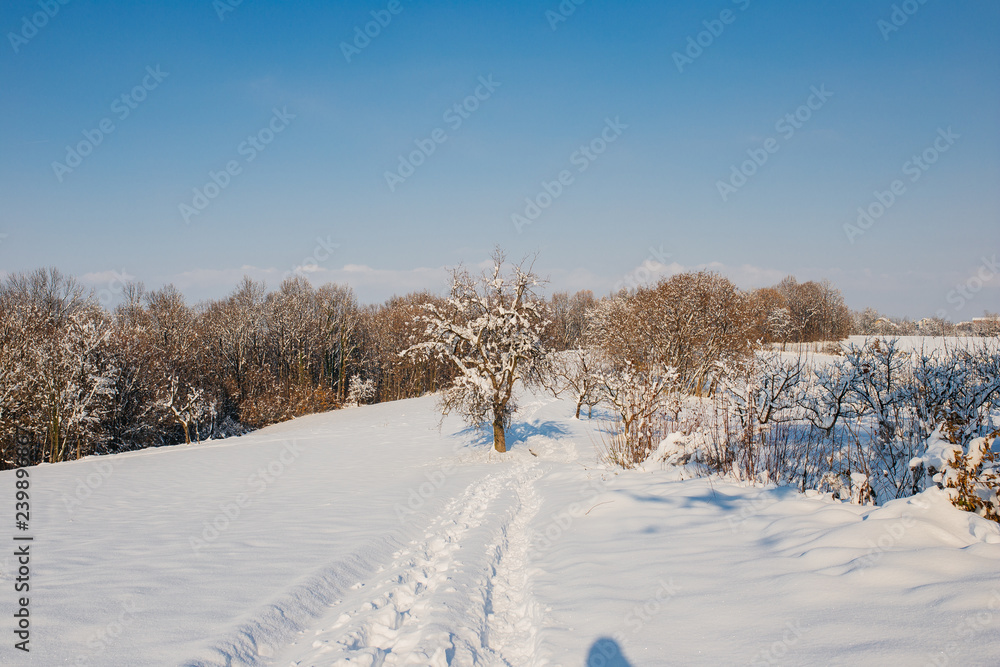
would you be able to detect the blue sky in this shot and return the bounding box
[1,0,998,319]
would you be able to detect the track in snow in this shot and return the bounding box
[271,458,544,667]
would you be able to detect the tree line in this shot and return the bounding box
[0,262,860,468]
[0,269,454,467]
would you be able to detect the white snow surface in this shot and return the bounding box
[844,335,1000,354]
[5,391,1000,666]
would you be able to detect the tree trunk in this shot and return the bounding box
[492,413,507,453]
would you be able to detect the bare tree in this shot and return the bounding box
[775,276,851,342]
[591,271,753,396]
[157,374,212,445]
[541,349,603,419]
[317,283,361,402]
[546,290,596,350]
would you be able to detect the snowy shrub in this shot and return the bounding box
[346,376,377,406]
[597,362,678,468]
[815,471,875,505]
[708,352,804,482]
[910,345,1000,448]
[644,336,1000,510]
[913,427,1000,521]
[208,414,253,440]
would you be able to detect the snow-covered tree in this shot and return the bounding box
[347,375,376,406]
[404,250,549,453]
[156,373,214,445]
[1,270,117,462]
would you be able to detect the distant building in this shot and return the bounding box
[956,320,975,333]
[972,316,1000,336]
[874,317,898,333]
[956,316,999,335]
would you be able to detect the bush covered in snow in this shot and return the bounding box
[912,428,1000,521]
[346,376,376,406]
[693,338,1000,518]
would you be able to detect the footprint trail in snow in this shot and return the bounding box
[274,459,544,667]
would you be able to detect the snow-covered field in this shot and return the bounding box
[773,336,1000,359]
[5,390,1000,666]
[844,336,1000,354]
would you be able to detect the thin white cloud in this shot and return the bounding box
[80,268,135,285]
[166,264,452,304]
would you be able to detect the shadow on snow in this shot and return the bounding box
[451,419,571,451]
